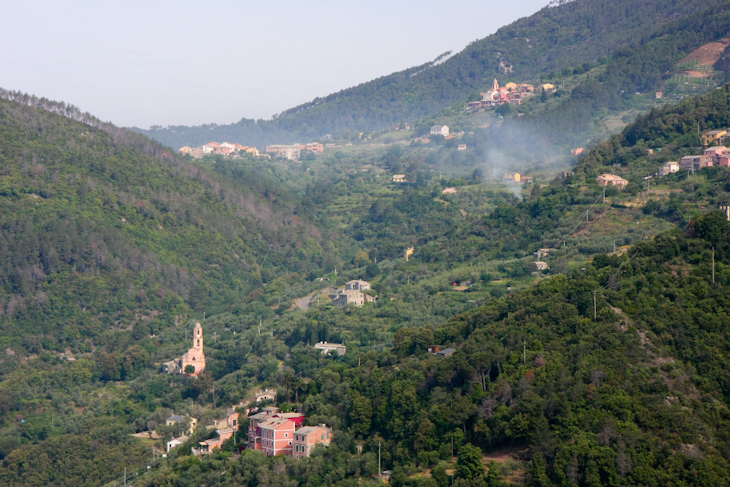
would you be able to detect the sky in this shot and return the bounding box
[1,0,552,128]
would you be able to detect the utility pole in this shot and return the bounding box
[124,467,127,487]
[378,441,381,480]
[712,247,715,283]
[258,316,261,336]
[602,186,606,205]
[613,240,616,253]
[523,340,526,364]
[593,290,597,322]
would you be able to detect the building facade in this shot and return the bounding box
[596,174,628,188]
[292,425,332,458]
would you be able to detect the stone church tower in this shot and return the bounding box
[181,320,206,375]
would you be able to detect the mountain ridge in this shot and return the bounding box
[135,0,720,149]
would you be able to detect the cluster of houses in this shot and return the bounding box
[248,406,332,458]
[330,279,375,307]
[164,407,239,455]
[676,145,730,173]
[178,141,330,161]
[466,79,543,110]
[179,142,261,159]
[164,387,333,459]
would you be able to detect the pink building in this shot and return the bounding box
[596,174,628,188]
[181,321,205,375]
[248,407,280,451]
[305,142,324,154]
[292,424,332,458]
[247,408,305,452]
[258,418,296,456]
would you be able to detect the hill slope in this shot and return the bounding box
[0,91,339,354]
[136,0,719,148]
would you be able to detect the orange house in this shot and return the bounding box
[292,424,332,458]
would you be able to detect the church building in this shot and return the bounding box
[162,320,206,376]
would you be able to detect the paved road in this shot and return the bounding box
[295,287,338,310]
[295,293,313,310]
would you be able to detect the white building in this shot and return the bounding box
[430,125,449,137]
[266,144,302,161]
[659,161,679,177]
[314,341,347,356]
[345,279,370,291]
[167,435,189,452]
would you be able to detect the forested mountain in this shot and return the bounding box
[135,0,720,149]
[0,92,340,355]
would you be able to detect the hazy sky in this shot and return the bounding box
[1,0,551,128]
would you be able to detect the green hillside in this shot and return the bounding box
[5,66,730,486]
[67,217,729,487]
[136,0,721,149]
[0,93,340,354]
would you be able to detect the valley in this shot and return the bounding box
[3,1,730,486]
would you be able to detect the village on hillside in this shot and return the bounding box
[648,129,730,179]
[465,79,554,111]
[146,321,337,460]
[178,141,333,161]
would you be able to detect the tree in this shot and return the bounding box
[456,443,485,480]
[350,396,373,438]
[184,364,195,375]
[432,462,449,487]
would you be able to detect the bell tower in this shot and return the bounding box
[193,321,203,351]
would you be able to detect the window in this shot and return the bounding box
[289,441,292,445]
[321,435,324,440]
[285,433,288,438]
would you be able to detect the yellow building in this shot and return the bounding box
[702,130,727,147]
[404,247,415,261]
